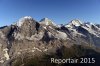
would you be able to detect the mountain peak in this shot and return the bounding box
[40,18,56,26]
[0,17,100,65]
[40,17,51,22]
[42,17,49,21]
[71,19,82,26]
[16,16,33,27]
[23,16,33,19]
[19,16,33,22]
[65,19,82,28]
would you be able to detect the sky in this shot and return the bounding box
[0,0,100,26]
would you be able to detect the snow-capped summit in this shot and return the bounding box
[16,16,33,27]
[65,19,82,28]
[23,16,33,19]
[0,17,100,66]
[40,18,56,26]
[71,19,82,26]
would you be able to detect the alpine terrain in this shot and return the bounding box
[0,16,100,66]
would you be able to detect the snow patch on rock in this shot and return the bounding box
[31,50,35,52]
[3,48,9,60]
[44,49,48,52]
[55,31,68,40]
[33,47,42,52]
[43,26,47,29]
[0,60,4,63]
[17,52,21,55]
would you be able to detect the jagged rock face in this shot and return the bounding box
[0,16,100,65]
[19,19,36,37]
[15,16,39,37]
[96,24,100,28]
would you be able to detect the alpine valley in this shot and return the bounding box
[0,16,100,66]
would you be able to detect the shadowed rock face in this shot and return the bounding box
[77,26,89,35]
[0,17,100,65]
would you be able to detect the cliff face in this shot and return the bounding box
[0,16,100,65]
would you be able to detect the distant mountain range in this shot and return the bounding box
[0,16,100,66]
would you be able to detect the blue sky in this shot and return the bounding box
[0,0,100,26]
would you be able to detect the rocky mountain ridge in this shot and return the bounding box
[0,16,100,66]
